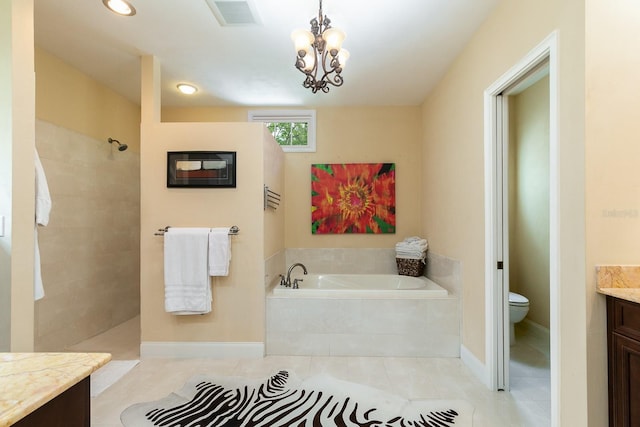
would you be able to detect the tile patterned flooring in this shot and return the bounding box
[78,317,550,426]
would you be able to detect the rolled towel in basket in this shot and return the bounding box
[399,236,428,245]
[395,236,428,250]
[396,251,427,259]
[395,236,428,258]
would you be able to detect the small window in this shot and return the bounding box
[248,110,316,152]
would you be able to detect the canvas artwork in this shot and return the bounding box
[311,163,396,234]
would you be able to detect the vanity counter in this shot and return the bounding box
[596,287,640,304]
[0,352,110,427]
[596,265,640,304]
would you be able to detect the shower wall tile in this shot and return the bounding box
[34,120,140,352]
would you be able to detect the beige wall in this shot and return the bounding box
[141,58,279,345]
[163,107,246,123]
[33,47,141,350]
[509,76,550,329]
[35,48,141,153]
[164,106,423,249]
[0,0,36,352]
[140,121,270,343]
[421,0,587,424]
[585,1,640,425]
[263,126,286,260]
[0,0,11,351]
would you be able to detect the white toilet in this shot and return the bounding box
[509,291,529,343]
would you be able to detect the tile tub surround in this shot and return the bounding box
[285,248,398,274]
[271,250,462,357]
[0,352,110,426]
[596,265,640,304]
[264,250,286,289]
[425,251,462,296]
[266,295,459,357]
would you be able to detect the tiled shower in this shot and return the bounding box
[34,120,140,351]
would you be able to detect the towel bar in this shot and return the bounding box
[154,225,239,236]
[264,185,281,210]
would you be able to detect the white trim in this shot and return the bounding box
[460,344,489,388]
[484,91,499,390]
[484,30,559,426]
[248,109,316,153]
[140,341,265,359]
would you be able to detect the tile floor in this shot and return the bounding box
[79,317,550,426]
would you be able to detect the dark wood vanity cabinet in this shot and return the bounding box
[607,296,640,427]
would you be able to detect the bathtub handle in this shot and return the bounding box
[293,278,303,289]
[279,275,287,287]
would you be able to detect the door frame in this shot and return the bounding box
[483,30,559,420]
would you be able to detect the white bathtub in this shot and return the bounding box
[271,274,447,299]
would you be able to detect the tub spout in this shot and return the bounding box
[286,263,308,288]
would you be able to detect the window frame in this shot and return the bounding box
[248,109,316,153]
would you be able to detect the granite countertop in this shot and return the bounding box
[596,265,640,304]
[0,352,111,427]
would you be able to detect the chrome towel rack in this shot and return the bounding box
[154,225,239,236]
[264,185,281,210]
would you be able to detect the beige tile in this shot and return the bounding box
[86,307,550,427]
[35,120,140,353]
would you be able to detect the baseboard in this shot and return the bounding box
[460,344,489,388]
[140,341,265,359]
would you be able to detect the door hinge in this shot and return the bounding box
[497,261,504,270]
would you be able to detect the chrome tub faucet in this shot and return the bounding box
[284,263,308,288]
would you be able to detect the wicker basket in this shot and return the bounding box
[396,257,425,277]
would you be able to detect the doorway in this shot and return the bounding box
[505,72,551,422]
[484,31,559,424]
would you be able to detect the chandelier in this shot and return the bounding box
[291,0,349,93]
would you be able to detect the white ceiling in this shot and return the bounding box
[33,0,499,108]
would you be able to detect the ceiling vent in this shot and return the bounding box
[206,0,262,26]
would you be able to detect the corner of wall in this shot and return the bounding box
[460,344,489,388]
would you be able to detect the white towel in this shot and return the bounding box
[208,227,231,276]
[395,237,428,250]
[34,148,51,301]
[164,227,211,314]
[395,236,428,259]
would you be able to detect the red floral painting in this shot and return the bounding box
[311,163,396,234]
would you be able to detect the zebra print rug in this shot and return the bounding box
[121,370,472,426]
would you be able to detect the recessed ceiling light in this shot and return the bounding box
[102,0,136,16]
[177,83,198,95]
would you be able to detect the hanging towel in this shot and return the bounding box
[34,148,51,301]
[208,227,231,276]
[164,227,211,315]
